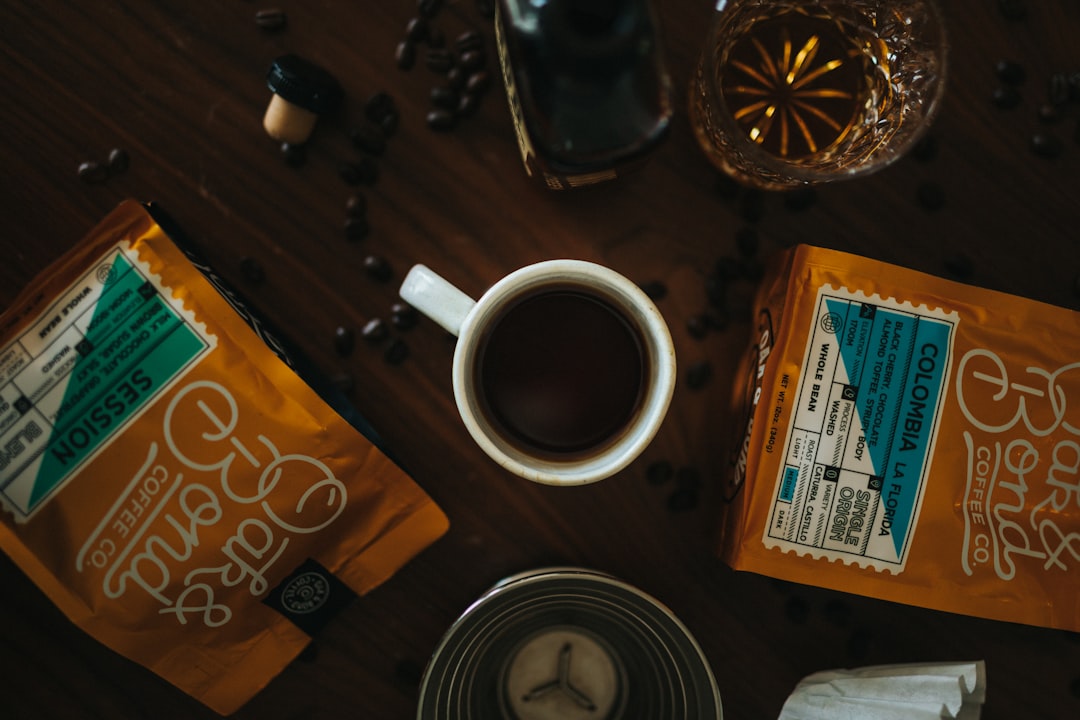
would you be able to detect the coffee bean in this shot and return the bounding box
[417,0,443,19]
[991,85,1022,109]
[714,255,741,281]
[77,160,109,184]
[706,308,730,332]
[362,317,389,342]
[365,92,397,124]
[344,216,370,242]
[280,141,306,167]
[996,0,1027,21]
[426,27,446,49]
[339,157,379,185]
[738,257,764,283]
[638,280,667,300]
[666,487,698,512]
[379,109,400,137]
[476,0,495,20]
[1030,132,1064,158]
[686,360,712,390]
[455,30,485,54]
[458,49,485,72]
[994,59,1026,85]
[916,181,945,212]
[255,8,287,31]
[430,85,460,110]
[456,93,481,118]
[363,255,392,281]
[465,70,491,96]
[646,460,673,485]
[1038,102,1064,124]
[384,338,409,365]
[350,123,386,155]
[334,326,355,356]
[345,193,367,217]
[426,108,456,131]
[425,48,454,73]
[396,40,417,71]
[391,302,419,330]
[705,272,728,310]
[687,314,710,340]
[446,65,467,89]
[944,254,975,280]
[1048,72,1071,106]
[106,147,130,174]
[239,257,266,284]
[404,16,429,43]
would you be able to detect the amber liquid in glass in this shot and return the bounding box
[719,9,878,161]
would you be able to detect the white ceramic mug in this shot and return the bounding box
[399,260,676,486]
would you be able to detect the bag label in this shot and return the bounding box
[763,285,957,570]
[0,245,213,520]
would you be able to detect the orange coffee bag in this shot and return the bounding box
[723,244,1078,631]
[0,200,449,713]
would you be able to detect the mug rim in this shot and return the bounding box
[450,259,676,486]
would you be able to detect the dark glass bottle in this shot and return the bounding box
[495,0,673,189]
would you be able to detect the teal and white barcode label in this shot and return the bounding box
[0,245,214,521]
[764,285,957,571]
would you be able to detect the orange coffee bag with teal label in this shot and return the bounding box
[0,200,449,714]
[723,244,1078,631]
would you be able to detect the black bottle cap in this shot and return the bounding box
[266,54,344,114]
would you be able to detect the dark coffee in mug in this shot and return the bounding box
[475,285,648,459]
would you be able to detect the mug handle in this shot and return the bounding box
[399,265,477,336]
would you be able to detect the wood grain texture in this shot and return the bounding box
[1,1,1078,718]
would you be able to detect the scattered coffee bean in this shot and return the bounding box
[255,8,287,31]
[686,360,712,390]
[339,157,379,185]
[687,314,710,340]
[784,595,809,624]
[991,85,1022,109]
[646,460,673,485]
[350,123,386,155]
[994,59,1026,85]
[465,70,491,96]
[395,40,417,71]
[239,256,266,284]
[705,308,730,332]
[447,65,467,90]
[280,141,306,167]
[426,27,446,48]
[638,280,667,300]
[418,0,444,19]
[916,181,945,212]
[1030,132,1064,158]
[458,49,485,72]
[426,107,456,131]
[426,48,454,73]
[705,272,729,309]
[666,487,698,512]
[345,192,367,217]
[77,160,109,184]
[476,0,495,19]
[455,29,484,54]
[106,147,130,174]
[738,257,764,283]
[330,373,355,395]
[391,302,419,330]
[379,109,400,137]
[363,255,392,282]
[456,93,481,118]
[334,326,355,356]
[944,254,975,280]
[344,216,370,242]
[430,85,460,110]
[362,317,389,342]
[384,338,410,365]
[1038,102,1064,124]
[365,92,397,124]
[714,255,741,281]
[783,184,818,210]
[910,134,938,162]
[405,16,429,43]
[1048,72,1072,106]
[996,0,1027,21]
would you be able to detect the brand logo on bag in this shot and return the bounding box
[281,571,331,614]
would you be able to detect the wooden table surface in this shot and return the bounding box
[2,1,1078,718]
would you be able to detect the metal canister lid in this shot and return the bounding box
[417,567,723,720]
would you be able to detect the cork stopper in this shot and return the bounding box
[263,54,343,144]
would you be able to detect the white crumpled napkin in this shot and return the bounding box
[777,661,986,720]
